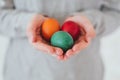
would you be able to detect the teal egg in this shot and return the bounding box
[51,31,74,52]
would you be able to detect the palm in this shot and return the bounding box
[27,15,63,59]
[63,15,96,60]
[27,15,95,61]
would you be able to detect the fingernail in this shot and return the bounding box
[87,37,91,42]
[32,37,37,42]
[85,36,91,42]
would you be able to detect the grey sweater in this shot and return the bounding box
[0,0,120,80]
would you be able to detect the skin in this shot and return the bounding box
[27,14,96,61]
[26,15,63,58]
[63,15,96,60]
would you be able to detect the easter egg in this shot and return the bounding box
[51,31,74,52]
[61,21,81,41]
[42,18,60,41]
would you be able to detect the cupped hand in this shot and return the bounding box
[62,15,96,60]
[26,14,63,59]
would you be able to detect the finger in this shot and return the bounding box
[65,49,74,58]
[63,55,69,61]
[32,15,45,27]
[27,18,46,42]
[27,27,37,43]
[33,41,55,54]
[57,55,64,61]
[29,15,47,35]
[41,45,55,54]
[73,40,89,52]
[54,47,63,56]
[85,36,91,42]
[36,17,49,35]
[36,27,41,35]
[31,35,37,42]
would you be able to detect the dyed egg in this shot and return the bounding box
[61,21,81,41]
[42,18,60,41]
[51,31,74,52]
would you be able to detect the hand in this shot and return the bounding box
[62,15,96,60]
[26,14,63,59]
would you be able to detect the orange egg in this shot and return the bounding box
[42,18,60,41]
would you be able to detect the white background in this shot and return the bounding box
[0,28,120,80]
